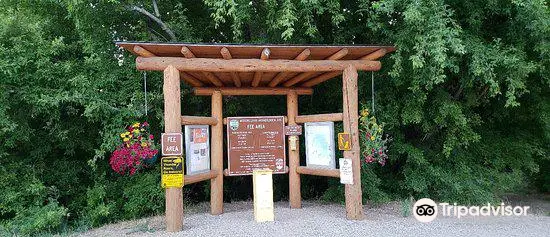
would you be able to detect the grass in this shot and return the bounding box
[400,197,413,217]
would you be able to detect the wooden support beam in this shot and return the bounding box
[194,87,313,96]
[180,72,204,87]
[301,71,343,87]
[282,72,315,87]
[283,48,350,87]
[327,48,350,60]
[181,46,224,87]
[268,49,311,87]
[342,65,363,220]
[184,170,218,185]
[210,91,223,215]
[287,91,301,208]
[295,113,343,123]
[136,57,381,72]
[202,72,224,87]
[252,48,271,87]
[180,46,196,58]
[360,48,387,60]
[163,65,183,232]
[181,116,218,125]
[296,166,340,178]
[132,46,204,88]
[133,45,155,57]
[220,47,242,87]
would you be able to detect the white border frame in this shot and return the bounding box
[305,121,336,169]
[184,125,211,175]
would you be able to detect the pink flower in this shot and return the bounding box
[149,134,154,140]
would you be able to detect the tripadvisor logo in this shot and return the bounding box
[413,198,438,222]
[413,198,530,223]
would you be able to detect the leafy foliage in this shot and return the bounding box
[0,0,549,235]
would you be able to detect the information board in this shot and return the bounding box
[184,125,210,175]
[305,122,336,169]
[227,116,286,176]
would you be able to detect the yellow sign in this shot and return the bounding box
[253,169,274,222]
[161,156,184,188]
[338,133,351,151]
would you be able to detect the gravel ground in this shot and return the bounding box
[76,199,549,237]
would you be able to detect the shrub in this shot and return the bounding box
[0,162,67,235]
[121,172,164,219]
[84,184,115,227]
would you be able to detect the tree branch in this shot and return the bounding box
[152,0,160,17]
[127,5,176,41]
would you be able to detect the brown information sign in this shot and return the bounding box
[161,133,183,156]
[227,116,286,176]
[284,125,302,136]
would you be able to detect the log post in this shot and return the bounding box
[287,90,301,208]
[163,65,184,231]
[210,90,224,215]
[342,65,363,220]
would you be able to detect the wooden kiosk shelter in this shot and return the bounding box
[116,42,395,232]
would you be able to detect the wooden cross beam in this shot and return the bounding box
[136,57,381,72]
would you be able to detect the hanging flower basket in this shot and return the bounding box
[109,122,158,176]
[359,108,391,167]
[144,152,159,165]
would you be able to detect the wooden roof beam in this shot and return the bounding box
[193,87,313,96]
[180,46,196,58]
[135,57,380,72]
[268,49,310,87]
[180,72,204,87]
[359,48,387,60]
[133,45,156,57]
[220,47,242,87]
[299,49,388,88]
[301,71,342,87]
[283,48,349,87]
[133,46,204,87]
[181,46,224,87]
[252,48,271,87]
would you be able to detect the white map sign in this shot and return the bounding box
[305,122,335,169]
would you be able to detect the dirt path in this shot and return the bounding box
[75,198,550,237]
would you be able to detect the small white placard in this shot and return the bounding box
[339,158,353,185]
